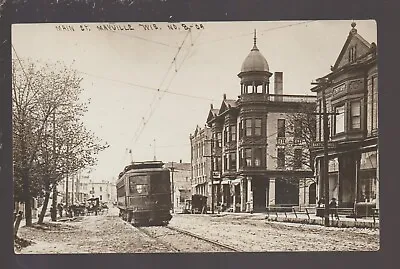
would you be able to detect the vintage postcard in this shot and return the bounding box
[11,20,378,253]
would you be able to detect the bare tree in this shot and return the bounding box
[285,103,317,174]
[12,59,108,226]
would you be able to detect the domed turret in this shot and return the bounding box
[240,32,269,73]
[238,30,272,95]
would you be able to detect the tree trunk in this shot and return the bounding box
[51,183,58,221]
[22,171,32,227]
[38,180,51,224]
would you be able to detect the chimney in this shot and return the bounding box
[210,104,213,109]
[180,159,182,164]
[223,93,226,100]
[274,72,283,101]
[274,72,283,95]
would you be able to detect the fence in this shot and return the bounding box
[266,206,380,226]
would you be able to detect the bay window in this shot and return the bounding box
[334,105,345,134]
[350,101,361,129]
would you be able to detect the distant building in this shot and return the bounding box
[189,125,212,208]
[164,161,191,212]
[310,22,378,212]
[58,172,116,204]
[194,31,316,213]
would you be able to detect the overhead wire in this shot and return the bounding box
[131,29,195,147]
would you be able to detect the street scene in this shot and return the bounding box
[11,20,378,253]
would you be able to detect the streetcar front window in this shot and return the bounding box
[129,175,149,194]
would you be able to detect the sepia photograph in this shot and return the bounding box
[11,20,379,254]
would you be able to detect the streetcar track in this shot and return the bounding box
[133,224,241,252]
[134,226,181,252]
[165,225,241,252]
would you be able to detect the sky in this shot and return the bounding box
[11,20,377,182]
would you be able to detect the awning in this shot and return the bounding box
[230,178,241,185]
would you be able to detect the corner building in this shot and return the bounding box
[311,23,378,213]
[205,32,316,213]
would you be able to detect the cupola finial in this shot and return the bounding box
[252,29,258,51]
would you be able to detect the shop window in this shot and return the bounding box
[334,105,345,134]
[278,119,285,137]
[255,118,262,136]
[350,101,361,129]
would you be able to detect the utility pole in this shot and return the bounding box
[203,138,215,214]
[322,88,330,227]
[171,161,175,213]
[311,78,333,227]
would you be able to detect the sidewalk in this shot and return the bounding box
[219,211,380,229]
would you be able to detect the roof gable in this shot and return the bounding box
[206,108,219,123]
[219,99,237,115]
[333,26,371,71]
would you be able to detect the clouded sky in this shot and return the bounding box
[12,20,377,182]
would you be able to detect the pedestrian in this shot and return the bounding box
[57,203,63,218]
[329,198,339,220]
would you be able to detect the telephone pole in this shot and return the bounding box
[171,161,175,213]
[311,78,333,227]
[203,138,215,214]
[322,88,330,227]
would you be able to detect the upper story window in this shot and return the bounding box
[372,76,378,131]
[334,105,345,134]
[239,149,243,168]
[350,101,361,129]
[245,148,252,167]
[277,148,285,169]
[230,152,236,170]
[294,119,301,138]
[100,186,102,192]
[254,148,262,167]
[216,132,222,148]
[245,119,252,137]
[239,119,243,139]
[255,118,262,136]
[277,119,286,137]
[230,125,237,142]
[223,126,229,144]
[349,46,357,63]
[223,154,228,171]
[294,149,302,169]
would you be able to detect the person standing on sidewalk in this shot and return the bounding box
[329,198,339,220]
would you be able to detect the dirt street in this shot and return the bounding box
[16,207,379,253]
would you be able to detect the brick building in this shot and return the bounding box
[189,125,212,208]
[164,161,191,212]
[310,22,378,213]
[202,31,316,213]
